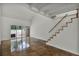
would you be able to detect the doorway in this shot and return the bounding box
[10,25,30,54]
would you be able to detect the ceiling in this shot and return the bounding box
[2,4,34,22]
[1,3,79,22]
[27,3,79,18]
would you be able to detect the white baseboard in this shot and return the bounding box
[30,35,47,41]
[46,43,79,55]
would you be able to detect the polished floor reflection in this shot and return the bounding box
[11,37,77,56]
[0,44,2,56]
[0,37,78,56]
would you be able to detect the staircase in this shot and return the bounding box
[46,9,78,42]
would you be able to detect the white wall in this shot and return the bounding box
[0,17,2,44]
[47,18,79,54]
[0,4,33,41]
[2,17,31,40]
[30,10,77,41]
[0,3,79,54]
[2,3,34,22]
[30,9,79,54]
[30,14,53,41]
[0,17,1,44]
[0,4,2,44]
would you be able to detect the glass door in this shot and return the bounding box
[10,25,30,54]
[11,25,17,52]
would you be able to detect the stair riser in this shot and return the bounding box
[48,16,77,41]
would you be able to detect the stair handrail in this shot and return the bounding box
[49,14,67,33]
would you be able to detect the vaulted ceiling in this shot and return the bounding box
[1,3,79,22]
[2,4,34,21]
[27,3,79,18]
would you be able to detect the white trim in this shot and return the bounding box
[46,42,79,55]
[30,35,47,41]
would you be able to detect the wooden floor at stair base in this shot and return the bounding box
[1,38,78,56]
[0,45,2,56]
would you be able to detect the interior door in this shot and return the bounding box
[10,25,30,55]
